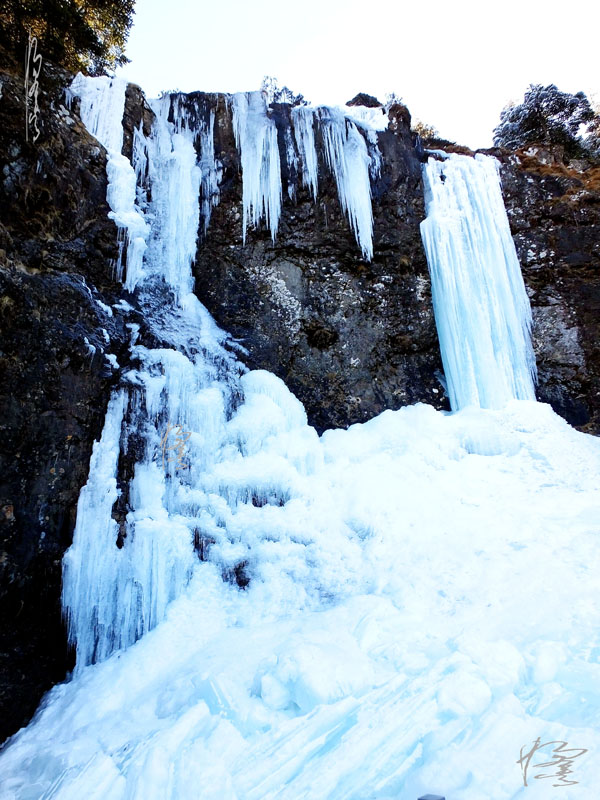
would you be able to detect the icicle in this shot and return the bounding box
[231,91,282,242]
[284,125,298,201]
[69,74,149,288]
[132,122,149,190]
[318,107,375,261]
[364,128,382,180]
[198,109,221,235]
[291,106,318,200]
[62,386,198,671]
[420,153,537,410]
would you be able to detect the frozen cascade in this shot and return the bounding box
[167,93,221,236]
[420,153,537,410]
[62,392,126,667]
[231,91,282,242]
[68,74,149,288]
[67,74,126,154]
[142,95,202,298]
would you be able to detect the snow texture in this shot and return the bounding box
[3,398,600,800]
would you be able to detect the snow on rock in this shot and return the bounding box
[342,103,388,132]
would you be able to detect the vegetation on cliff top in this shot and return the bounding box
[0,0,135,74]
[494,83,599,161]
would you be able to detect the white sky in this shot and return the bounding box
[117,0,599,149]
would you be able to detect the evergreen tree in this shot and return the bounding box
[493,84,594,157]
[261,76,307,107]
[0,0,135,74]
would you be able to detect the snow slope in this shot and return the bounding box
[1,392,599,799]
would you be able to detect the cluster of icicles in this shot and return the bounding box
[68,75,384,270]
[231,94,382,259]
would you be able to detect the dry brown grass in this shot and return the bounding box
[514,151,600,207]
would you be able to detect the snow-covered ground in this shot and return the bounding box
[1,389,599,799]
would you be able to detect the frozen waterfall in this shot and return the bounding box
[420,153,537,410]
[62,78,241,671]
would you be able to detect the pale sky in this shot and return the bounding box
[117,0,599,149]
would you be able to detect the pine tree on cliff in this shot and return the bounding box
[0,0,135,74]
[493,84,595,158]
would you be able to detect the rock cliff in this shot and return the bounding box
[498,147,600,433]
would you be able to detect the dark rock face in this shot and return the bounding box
[0,55,131,743]
[121,82,154,162]
[496,146,600,433]
[346,93,382,108]
[193,97,447,432]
